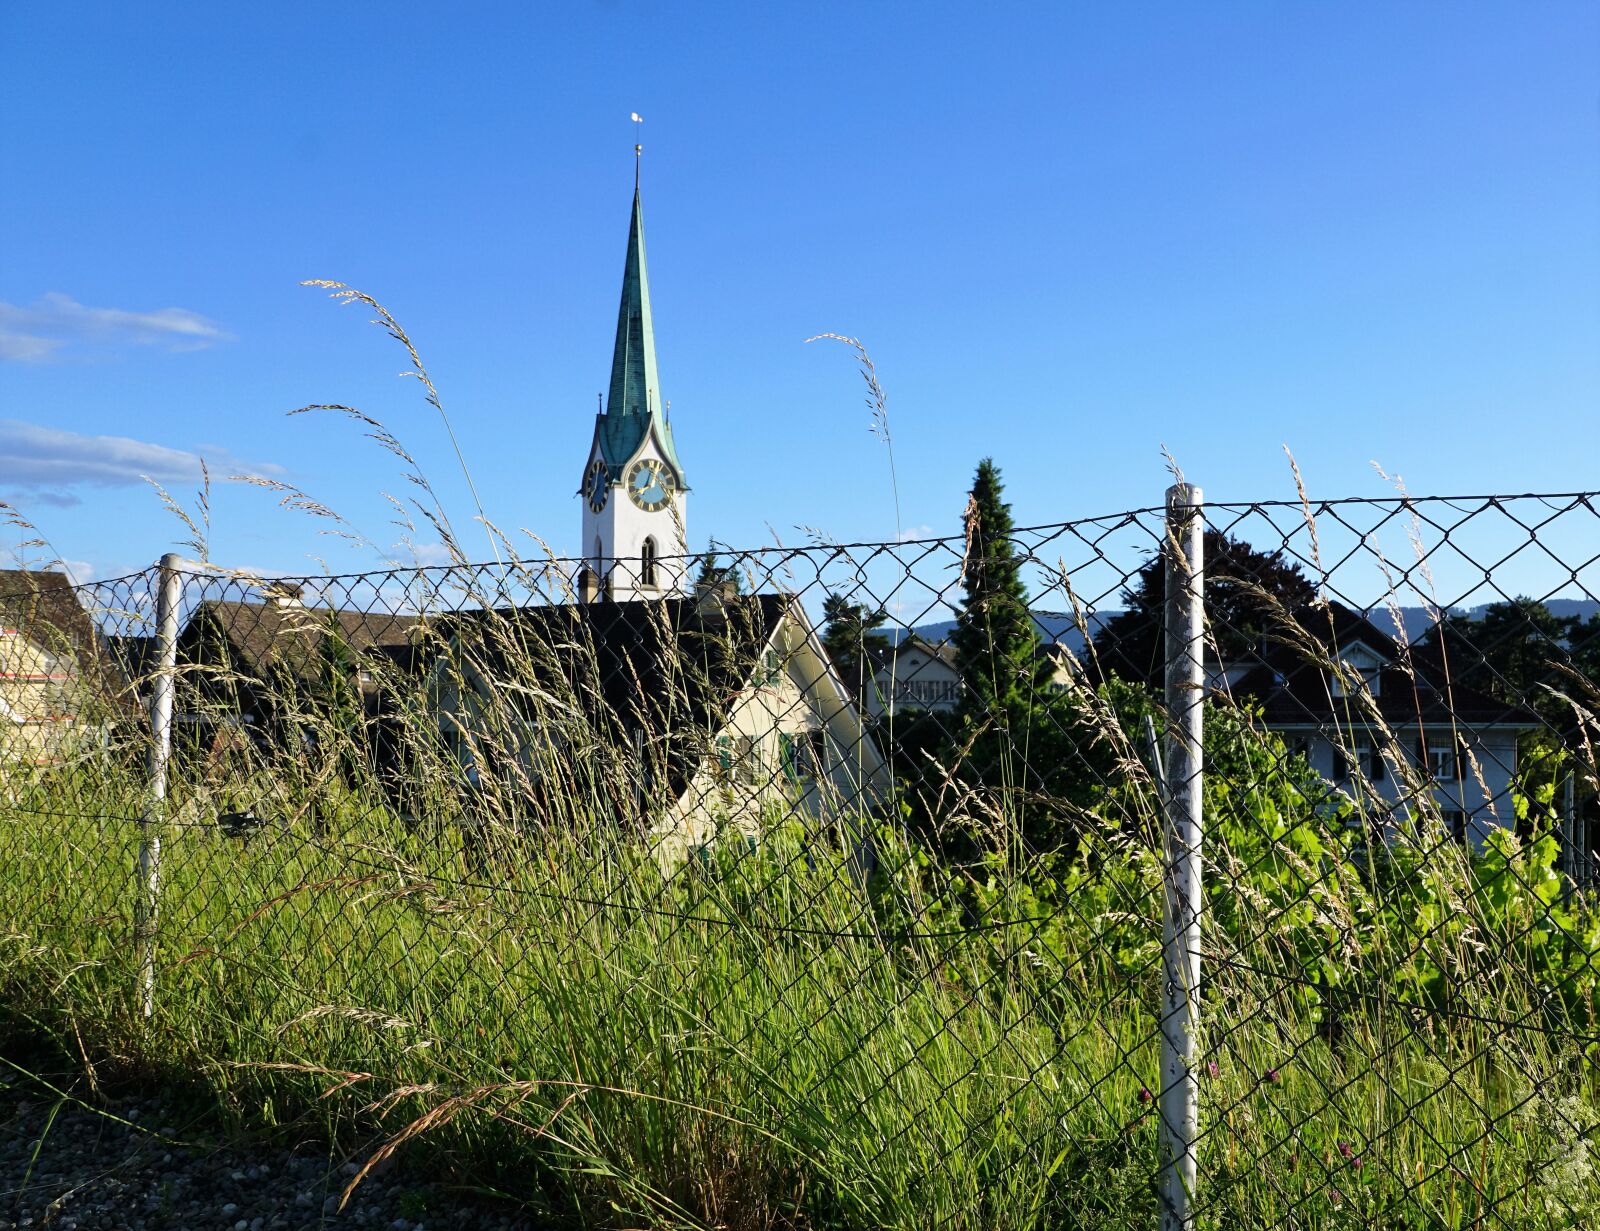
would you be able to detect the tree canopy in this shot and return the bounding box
[1089,530,1319,685]
[1417,597,1600,727]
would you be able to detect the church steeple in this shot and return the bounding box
[597,178,686,484]
[605,184,658,424]
[578,156,691,603]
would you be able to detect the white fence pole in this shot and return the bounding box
[136,553,182,1021]
[1160,483,1204,1231]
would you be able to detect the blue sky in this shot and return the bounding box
[1,3,1596,590]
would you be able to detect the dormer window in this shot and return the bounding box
[1330,644,1384,698]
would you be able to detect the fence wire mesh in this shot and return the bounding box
[3,487,1600,1229]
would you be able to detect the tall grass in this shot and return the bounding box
[1,572,1598,1230]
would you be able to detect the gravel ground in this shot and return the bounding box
[0,1072,546,1231]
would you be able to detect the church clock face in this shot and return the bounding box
[626,459,674,512]
[585,458,609,512]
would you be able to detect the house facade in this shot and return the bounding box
[0,570,112,768]
[1221,602,1541,847]
[863,637,962,719]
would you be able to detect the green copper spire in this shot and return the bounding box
[598,179,686,484]
[605,184,657,423]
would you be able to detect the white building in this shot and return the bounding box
[384,164,894,869]
[0,570,111,768]
[863,637,962,719]
[1221,602,1541,847]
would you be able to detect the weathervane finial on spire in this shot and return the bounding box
[630,111,643,187]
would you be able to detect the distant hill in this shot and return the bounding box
[905,599,1600,653]
[901,613,1106,657]
[1366,598,1600,644]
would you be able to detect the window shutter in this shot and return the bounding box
[1371,744,1385,782]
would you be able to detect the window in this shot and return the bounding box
[892,678,959,707]
[1443,809,1467,843]
[1331,660,1382,698]
[641,537,657,588]
[1335,738,1384,783]
[779,729,827,782]
[734,735,759,786]
[803,729,827,777]
[1427,743,1458,781]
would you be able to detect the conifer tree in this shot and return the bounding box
[692,543,743,594]
[953,458,1046,735]
[924,459,1116,853]
[820,592,890,692]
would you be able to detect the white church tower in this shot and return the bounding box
[577,155,689,602]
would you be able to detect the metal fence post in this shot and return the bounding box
[1160,483,1204,1231]
[135,553,182,1021]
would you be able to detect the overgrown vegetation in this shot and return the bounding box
[2,578,1599,1229]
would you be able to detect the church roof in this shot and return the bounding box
[595,183,688,485]
[430,593,793,800]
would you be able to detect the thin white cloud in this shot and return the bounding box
[405,541,457,567]
[0,332,65,362]
[898,524,936,542]
[0,420,280,506]
[0,292,232,362]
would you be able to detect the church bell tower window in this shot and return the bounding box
[641,537,658,588]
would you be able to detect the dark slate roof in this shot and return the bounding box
[434,593,796,799]
[1225,601,1541,730]
[864,635,954,673]
[365,640,434,677]
[441,592,791,727]
[185,600,425,686]
[107,634,157,696]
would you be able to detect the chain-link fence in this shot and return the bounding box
[3,485,1600,1229]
